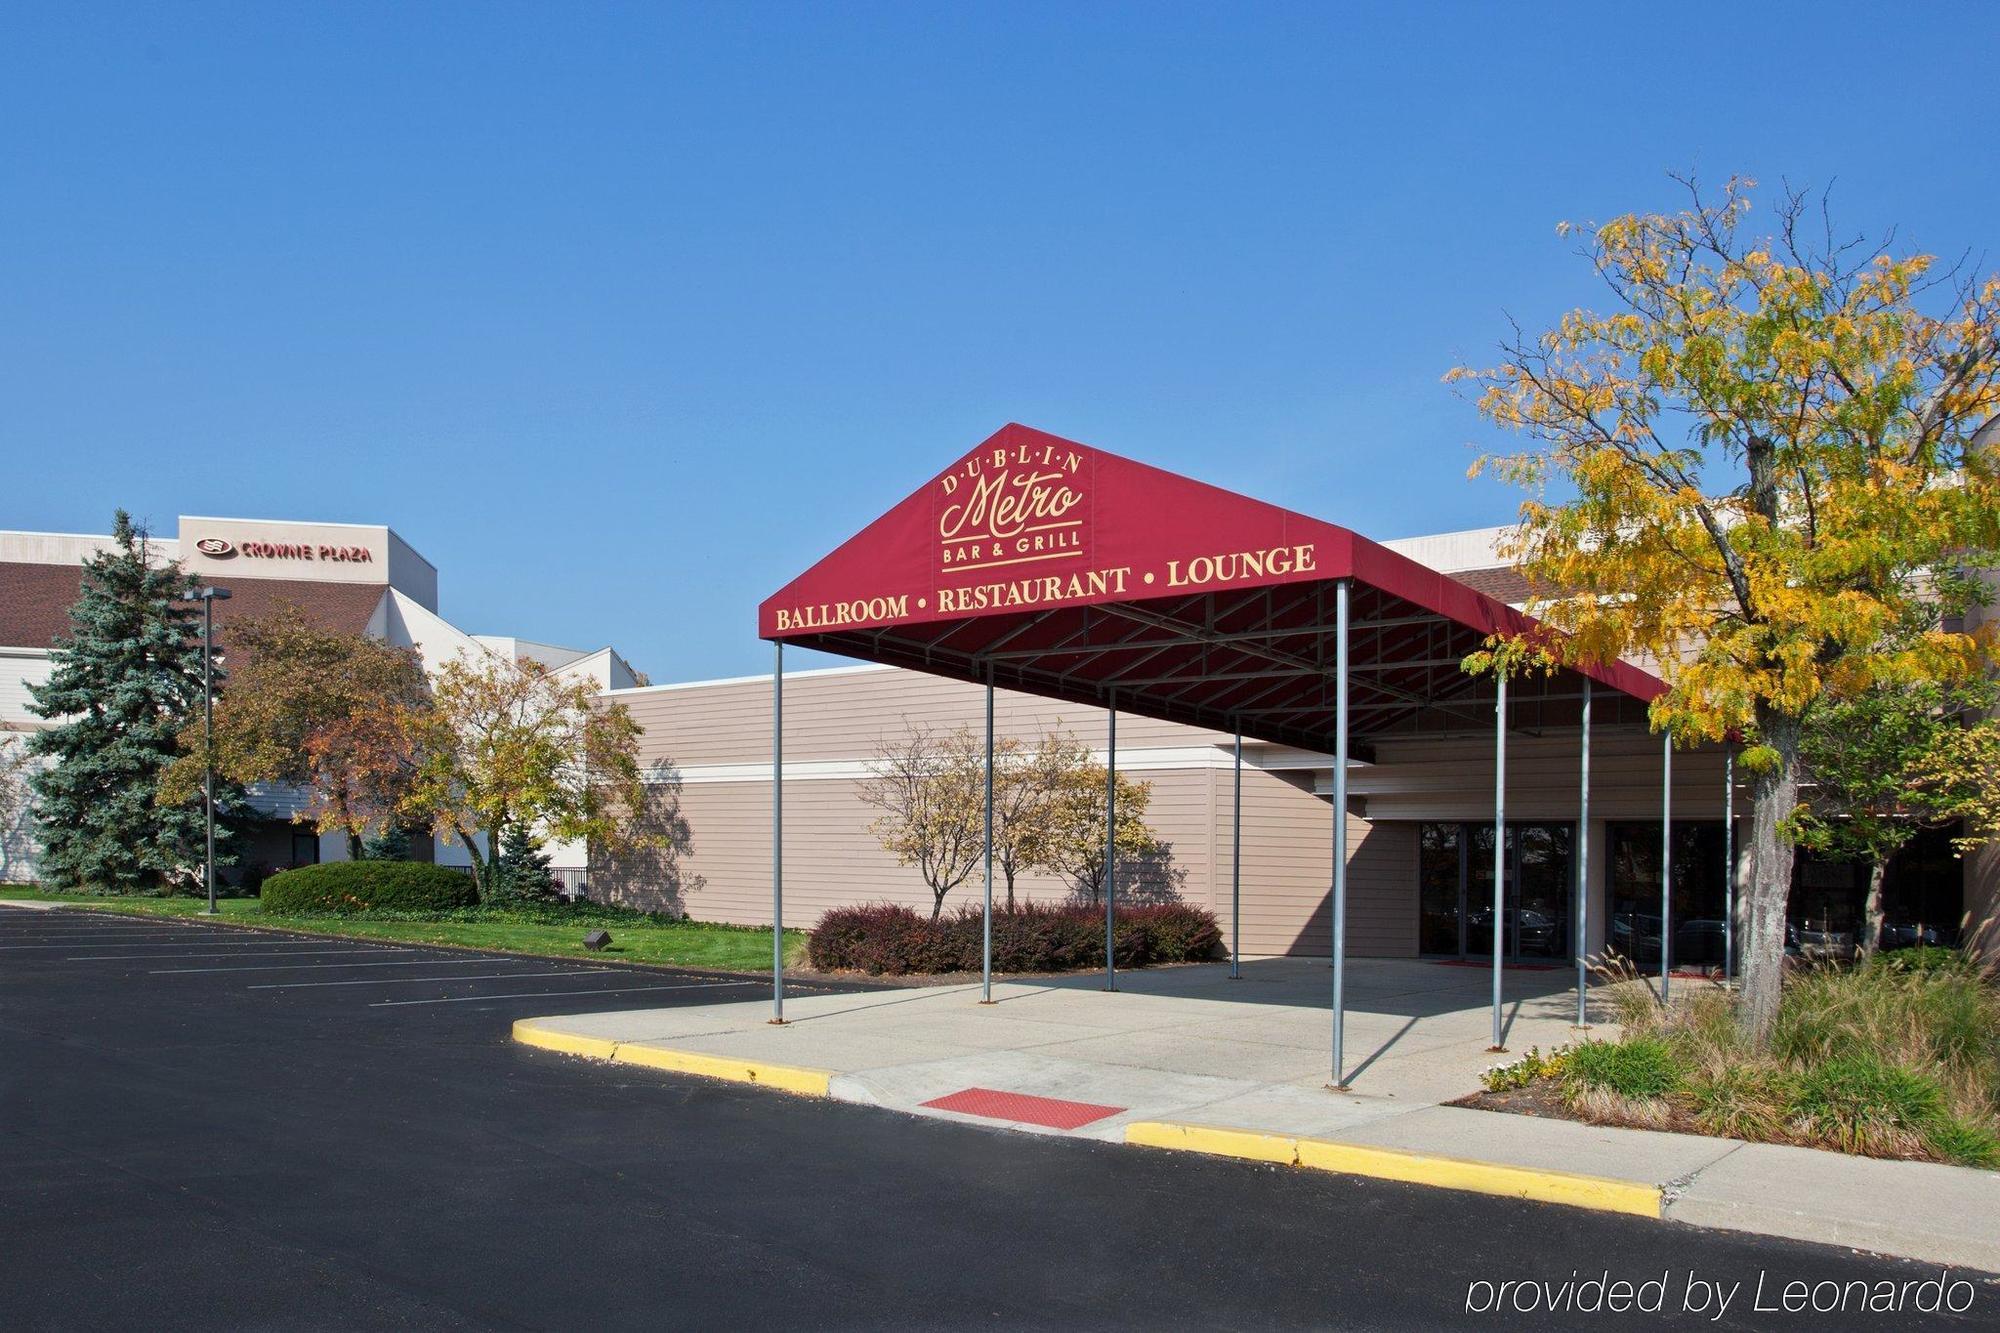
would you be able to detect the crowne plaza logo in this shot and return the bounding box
[935,442,1090,576]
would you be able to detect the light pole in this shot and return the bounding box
[196,586,231,914]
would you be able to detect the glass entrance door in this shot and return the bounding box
[1512,824,1572,960]
[1419,822,1574,962]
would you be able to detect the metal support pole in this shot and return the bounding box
[1331,578,1351,1087]
[1723,744,1735,984]
[1661,727,1673,1003]
[1575,676,1590,1028]
[202,595,217,917]
[1490,671,1507,1051]
[1104,693,1117,991]
[982,671,994,1003]
[1230,724,1242,981]
[771,641,785,1024]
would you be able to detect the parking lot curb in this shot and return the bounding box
[512,1020,832,1097]
[1124,1120,1664,1218]
[511,1020,620,1061]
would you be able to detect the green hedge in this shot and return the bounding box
[260,860,478,915]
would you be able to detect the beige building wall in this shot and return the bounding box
[589,662,1687,960]
[1201,764,1420,957]
[595,664,1435,955]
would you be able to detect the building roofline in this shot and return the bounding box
[603,661,894,696]
[0,527,159,542]
[178,515,440,574]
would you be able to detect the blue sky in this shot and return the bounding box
[4,2,1995,681]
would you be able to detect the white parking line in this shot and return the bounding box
[0,932,266,944]
[0,923,209,933]
[0,932,234,941]
[153,957,504,975]
[30,925,288,933]
[71,948,419,961]
[0,938,328,950]
[249,968,616,990]
[1,914,210,924]
[372,979,760,1006]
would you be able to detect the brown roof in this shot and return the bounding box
[1445,564,1534,604]
[0,562,386,652]
[0,563,87,649]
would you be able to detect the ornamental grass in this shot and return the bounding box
[1483,950,2000,1168]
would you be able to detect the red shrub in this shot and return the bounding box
[807,900,1221,975]
[1123,903,1224,962]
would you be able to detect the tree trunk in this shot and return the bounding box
[459,822,491,898]
[333,783,362,863]
[487,814,507,896]
[930,886,946,922]
[463,842,486,897]
[1003,864,1016,913]
[1738,707,1802,1046]
[1859,858,1888,960]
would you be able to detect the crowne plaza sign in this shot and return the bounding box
[180,519,399,590]
[761,424,1340,638]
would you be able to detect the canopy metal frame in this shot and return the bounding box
[768,575,1676,1085]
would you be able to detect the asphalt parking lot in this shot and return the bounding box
[2,906,1993,1331]
[0,910,825,1012]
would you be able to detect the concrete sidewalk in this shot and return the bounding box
[516,959,2000,1272]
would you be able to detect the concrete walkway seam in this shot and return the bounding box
[512,1020,833,1097]
[1124,1120,1664,1218]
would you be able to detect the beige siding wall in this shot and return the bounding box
[1355,730,1738,825]
[617,664,1232,768]
[1212,764,1418,957]
[593,663,1735,960]
[592,664,1442,951]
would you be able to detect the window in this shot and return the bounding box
[1419,822,1573,961]
[1607,822,1728,971]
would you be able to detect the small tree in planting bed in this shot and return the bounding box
[859,724,984,920]
[1907,717,2000,862]
[1453,177,2000,1043]
[1032,755,1165,908]
[986,734,1046,911]
[1792,674,2000,958]
[862,720,1173,916]
[490,823,562,903]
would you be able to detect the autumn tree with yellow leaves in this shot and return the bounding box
[395,654,650,898]
[1452,177,2000,1042]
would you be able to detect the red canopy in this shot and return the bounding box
[761,424,1662,753]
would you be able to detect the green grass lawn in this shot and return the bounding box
[0,888,806,972]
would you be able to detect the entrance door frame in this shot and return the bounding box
[1421,820,1575,964]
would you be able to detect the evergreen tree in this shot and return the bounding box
[359,823,413,861]
[491,824,561,903]
[26,512,241,891]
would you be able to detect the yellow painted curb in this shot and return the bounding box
[610,1043,832,1097]
[1123,1121,1662,1219]
[512,1019,619,1060]
[511,1019,832,1097]
[1293,1138,1662,1218]
[1124,1121,1299,1165]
